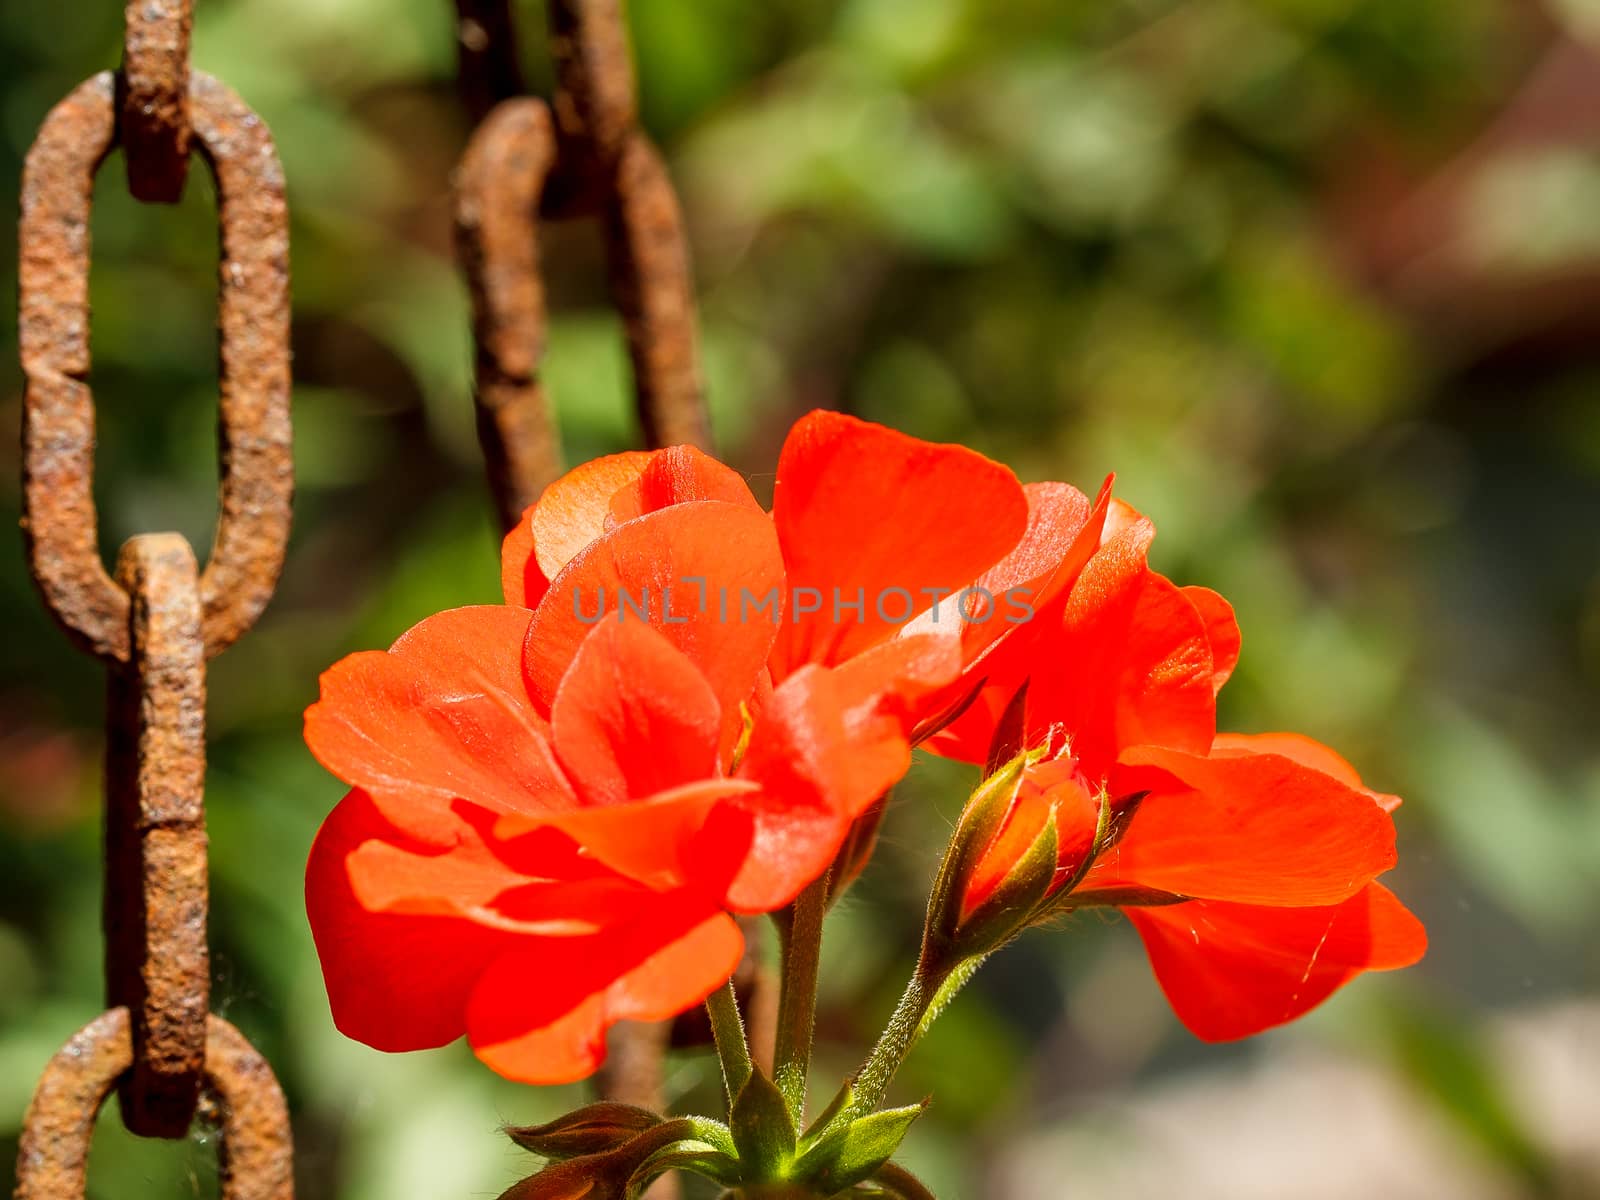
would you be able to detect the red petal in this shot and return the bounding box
[465,909,743,1084]
[965,482,1093,622]
[1125,883,1426,1041]
[551,622,723,808]
[1027,535,1216,782]
[769,410,1029,673]
[305,790,512,1052]
[500,509,552,609]
[829,630,964,743]
[530,451,653,580]
[1212,731,1402,812]
[1093,744,1398,906]
[1183,586,1240,694]
[923,479,1122,764]
[609,444,762,523]
[525,501,784,755]
[304,607,572,844]
[724,650,933,912]
[490,778,758,896]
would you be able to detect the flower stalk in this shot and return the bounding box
[772,869,830,1119]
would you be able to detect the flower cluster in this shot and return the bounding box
[303,410,1424,1193]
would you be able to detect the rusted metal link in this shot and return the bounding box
[451,0,710,533]
[119,0,193,202]
[547,0,637,177]
[19,71,293,665]
[602,133,710,452]
[104,534,208,1139]
[453,0,526,125]
[455,98,566,528]
[14,1008,294,1200]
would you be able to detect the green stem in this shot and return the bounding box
[845,954,984,1120]
[706,979,752,1107]
[773,870,830,1120]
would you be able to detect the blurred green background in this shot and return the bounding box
[3,0,1599,1196]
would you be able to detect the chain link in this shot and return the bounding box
[118,0,193,201]
[453,0,710,530]
[15,2,294,1190]
[21,69,292,666]
[15,1009,293,1200]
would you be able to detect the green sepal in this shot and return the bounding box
[729,1063,798,1176]
[800,1079,856,1144]
[626,1142,741,1192]
[506,1102,662,1160]
[922,748,1035,961]
[948,807,1059,957]
[792,1100,929,1194]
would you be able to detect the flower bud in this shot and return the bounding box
[506,1102,663,1160]
[922,745,1105,971]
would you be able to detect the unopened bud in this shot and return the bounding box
[922,746,1105,972]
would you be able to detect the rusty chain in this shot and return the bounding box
[452,0,711,531]
[15,1,294,1194]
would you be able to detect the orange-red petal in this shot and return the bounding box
[608,444,762,523]
[1093,744,1397,906]
[490,778,757,897]
[768,410,1029,673]
[465,907,743,1084]
[305,790,515,1052]
[500,510,552,608]
[1028,538,1216,782]
[1182,586,1240,695]
[550,622,722,808]
[304,606,572,844]
[1125,883,1426,1041]
[525,501,784,756]
[529,451,653,580]
[724,652,930,912]
[1211,731,1402,812]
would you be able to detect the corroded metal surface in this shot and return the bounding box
[16,12,295,1194]
[455,98,565,528]
[19,71,292,664]
[547,0,637,173]
[14,1009,294,1200]
[603,132,710,451]
[105,535,208,1138]
[119,0,193,201]
[453,0,711,539]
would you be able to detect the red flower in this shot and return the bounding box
[306,599,921,1082]
[945,501,1426,1040]
[304,411,1051,1082]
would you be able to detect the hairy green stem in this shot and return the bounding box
[845,953,983,1120]
[773,870,830,1120]
[706,980,752,1107]
[847,967,943,1119]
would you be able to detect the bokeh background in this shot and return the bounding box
[3,0,1599,1196]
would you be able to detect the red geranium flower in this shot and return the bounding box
[304,411,1057,1082]
[305,602,916,1082]
[947,499,1426,1039]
